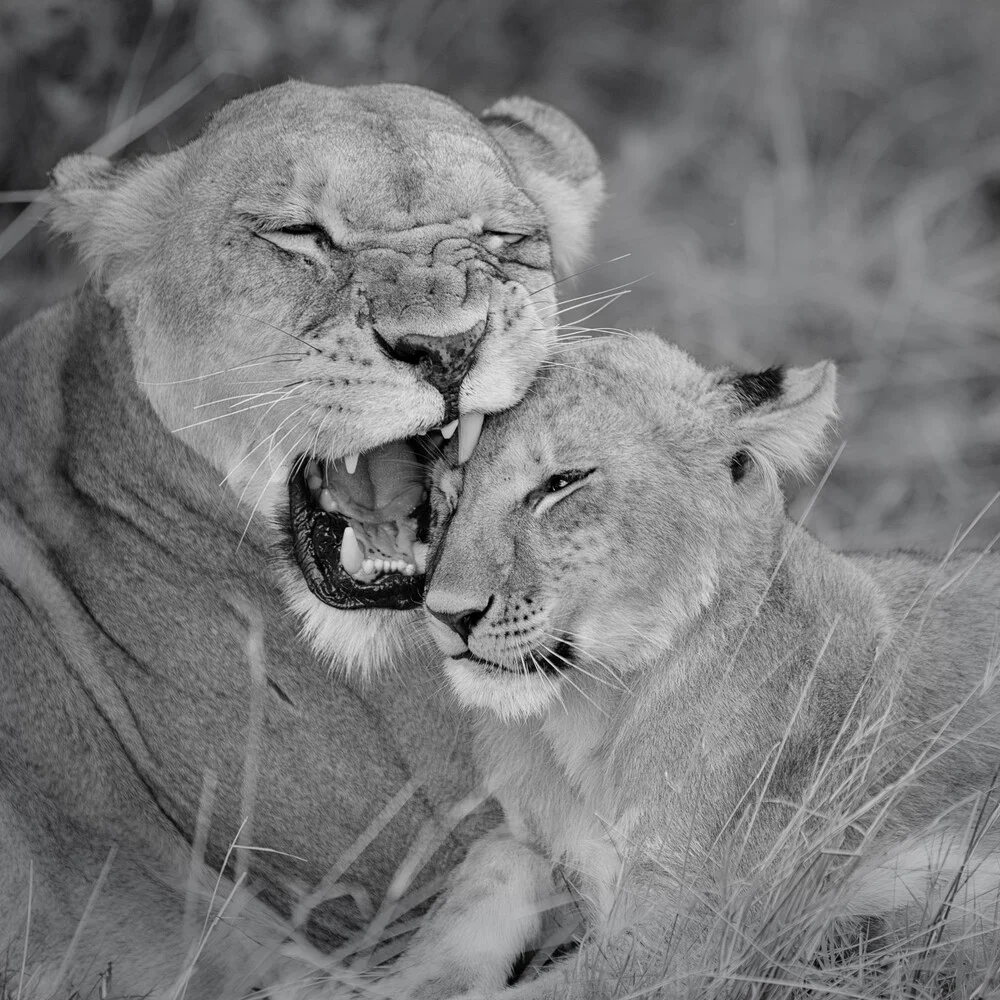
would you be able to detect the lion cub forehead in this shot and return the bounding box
[512,334,725,426]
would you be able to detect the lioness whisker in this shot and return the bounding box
[545,297,629,332]
[219,402,310,492]
[194,380,314,411]
[216,390,312,489]
[137,353,304,386]
[538,289,630,322]
[172,388,305,433]
[541,277,643,309]
[528,253,632,297]
[553,324,638,339]
[233,312,322,353]
[539,299,629,329]
[232,405,310,505]
[239,418,313,547]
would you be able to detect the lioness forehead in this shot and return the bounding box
[198,81,538,231]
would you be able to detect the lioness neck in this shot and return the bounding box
[8,287,267,561]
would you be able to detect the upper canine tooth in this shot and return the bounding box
[344,453,359,475]
[339,526,364,575]
[458,412,485,464]
[412,542,428,574]
[440,419,459,440]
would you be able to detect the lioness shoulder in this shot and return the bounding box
[0,81,604,998]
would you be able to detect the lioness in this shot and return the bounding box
[0,82,603,997]
[398,333,1000,998]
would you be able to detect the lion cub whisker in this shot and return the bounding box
[406,332,1000,999]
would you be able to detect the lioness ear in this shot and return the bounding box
[49,151,184,283]
[727,361,837,478]
[481,97,604,276]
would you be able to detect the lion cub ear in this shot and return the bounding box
[480,97,604,276]
[726,361,837,479]
[48,151,184,283]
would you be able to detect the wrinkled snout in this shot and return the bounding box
[375,320,487,412]
[356,249,493,414]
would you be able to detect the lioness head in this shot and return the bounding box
[47,81,603,671]
[423,333,836,719]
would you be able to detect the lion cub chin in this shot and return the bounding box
[388,332,1000,999]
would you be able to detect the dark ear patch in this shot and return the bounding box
[730,450,751,483]
[730,367,785,409]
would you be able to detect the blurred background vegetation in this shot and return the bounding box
[2,0,998,553]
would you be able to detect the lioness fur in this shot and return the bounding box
[398,333,1000,998]
[0,81,604,997]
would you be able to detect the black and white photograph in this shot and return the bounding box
[2,1,1000,997]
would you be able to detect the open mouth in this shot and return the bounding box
[288,413,484,611]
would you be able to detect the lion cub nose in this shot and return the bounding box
[426,592,492,644]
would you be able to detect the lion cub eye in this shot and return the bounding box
[545,471,587,493]
[532,468,595,516]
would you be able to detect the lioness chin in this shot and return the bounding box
[0,81,603,998]
[392,333,1000,999]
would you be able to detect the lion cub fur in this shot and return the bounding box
[398,333,1000,999]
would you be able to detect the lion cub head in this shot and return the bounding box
[424,333,836,719]
[47,81,603,672]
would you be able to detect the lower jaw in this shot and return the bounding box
[287,464,425,612]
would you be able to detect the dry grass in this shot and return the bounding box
[2,0,999,997]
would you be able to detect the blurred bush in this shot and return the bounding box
[2,0,998,551]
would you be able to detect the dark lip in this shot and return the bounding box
[288,461,425,612]
[458,640,575,676]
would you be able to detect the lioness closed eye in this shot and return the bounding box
[392,333,1000,999]
[0,82,603,998]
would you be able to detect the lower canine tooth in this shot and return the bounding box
[440,419,458,440]
[458,411,485,464]
[344,453,359,475]
[305,459,323,491]
[339,526,364,575]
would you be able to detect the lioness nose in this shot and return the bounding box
[378,320,487,403]
[427,597,491,644]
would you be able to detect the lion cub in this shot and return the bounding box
[393,333,1000,999]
